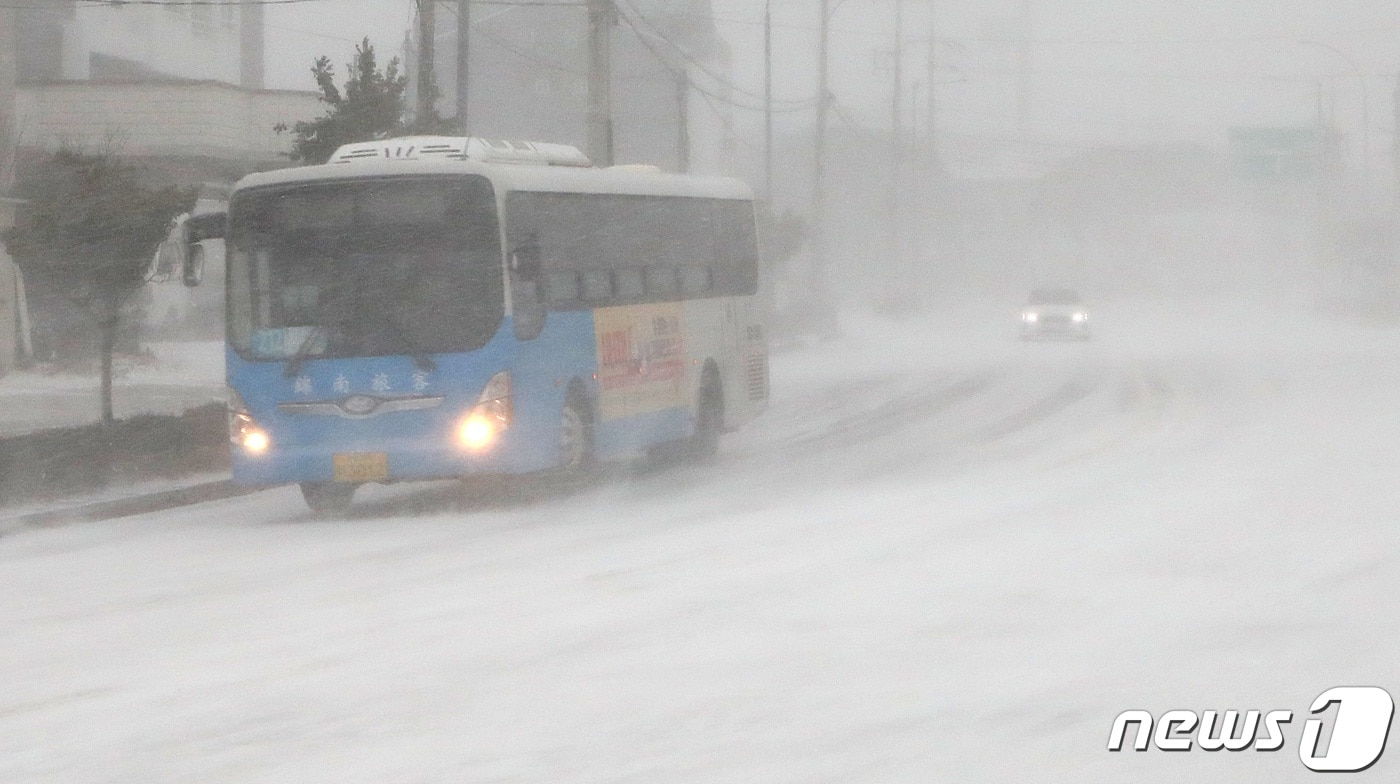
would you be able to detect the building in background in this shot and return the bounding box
[3,1,315,351]
[9,0,314,183]
[407,0,735,175]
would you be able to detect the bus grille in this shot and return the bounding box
[745,352,769,401]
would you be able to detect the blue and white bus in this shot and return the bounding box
[185,136,768,515]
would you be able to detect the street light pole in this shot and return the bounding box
[417,0,436,123]
[0,1,15,193]
[1299,40,1370,188]
[587,0,614,166]
[456,0,469,130]
[811,0,832,331]
[889,0,902,296]
[764,0,773,199]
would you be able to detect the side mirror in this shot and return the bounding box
[510,242,542,281]
[180,212,227,288]
[183,244,206,287]
[150,216,185,280]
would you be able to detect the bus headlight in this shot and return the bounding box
[228,388,271,455]
[457,371,512,451]
[241,425,271,454]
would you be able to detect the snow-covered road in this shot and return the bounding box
[4,299,1400,782]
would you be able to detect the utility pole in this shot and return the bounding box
[926,9,938,170]
[0,0,16,192]
[1016,0,1033,136]
[764,0,773,198]
[811,0,832,331]
[587,0,614,166]
[456,0,469,130]
[239,0,265,91]
[1314,79,1330,313]
[676,69,690,173]
[1393,72,1399,208]
[889,0,903,292]
[417,0,436,123]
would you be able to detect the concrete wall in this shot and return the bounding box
[16,1,257,88]
[15,81,320,164]
[413,0,732,175]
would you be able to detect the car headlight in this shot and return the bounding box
[1023,312,1039,323]
[1072,312,1087,323]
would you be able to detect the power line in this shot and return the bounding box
[611,3,818,114]
[23,0,583,7]
[436,1,664,82]
[613,0,816,109]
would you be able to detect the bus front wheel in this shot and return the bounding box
[559,393,596,475]
[300,481,356,517]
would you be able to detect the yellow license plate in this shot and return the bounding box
[333,452,389,482]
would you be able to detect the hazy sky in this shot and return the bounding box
[265,1,1400,172]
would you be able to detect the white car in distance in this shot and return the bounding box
[1020,288,1090,341]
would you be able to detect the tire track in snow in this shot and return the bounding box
[767,371,999,457]
[963,374,1108,445]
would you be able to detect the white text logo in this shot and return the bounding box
[1108,686,1394,772]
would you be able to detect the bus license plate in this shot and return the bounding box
[333,452,388,482]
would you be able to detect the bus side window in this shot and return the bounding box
[546,271,581,308]
[510,234,546,340]
[614,268,645,301]
[679,265,712,296]
[711,200,758,296]
[645,266,679,300]
[582,269,613,302]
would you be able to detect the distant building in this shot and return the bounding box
[10,1,315,182]
[406,0,735,174]
[3,2,315,351]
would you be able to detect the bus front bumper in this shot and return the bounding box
[231,443,511,487]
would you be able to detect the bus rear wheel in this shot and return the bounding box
[559,394,595,475]
[689,372,723,462]
[300,481,356,517]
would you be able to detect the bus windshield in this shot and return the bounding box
[226,175,503,362]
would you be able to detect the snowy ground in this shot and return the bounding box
[0,341,224,436]
[3,300,1400,782]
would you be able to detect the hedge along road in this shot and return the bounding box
[5,300,1400,782]
[0,342,227,516]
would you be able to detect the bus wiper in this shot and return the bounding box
[283,324,328,378]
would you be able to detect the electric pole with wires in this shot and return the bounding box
[587,0,615,166]
[456,0,469,130]
[416,0,436,123]
[676,68,690,172]
[809,0,837,336]
[889,0,904,305]
[764,0,774,198]
[1393,72,1399,208]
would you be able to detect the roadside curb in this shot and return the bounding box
[0,480,261,535]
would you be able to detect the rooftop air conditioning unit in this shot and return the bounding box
[328,136,592,167]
